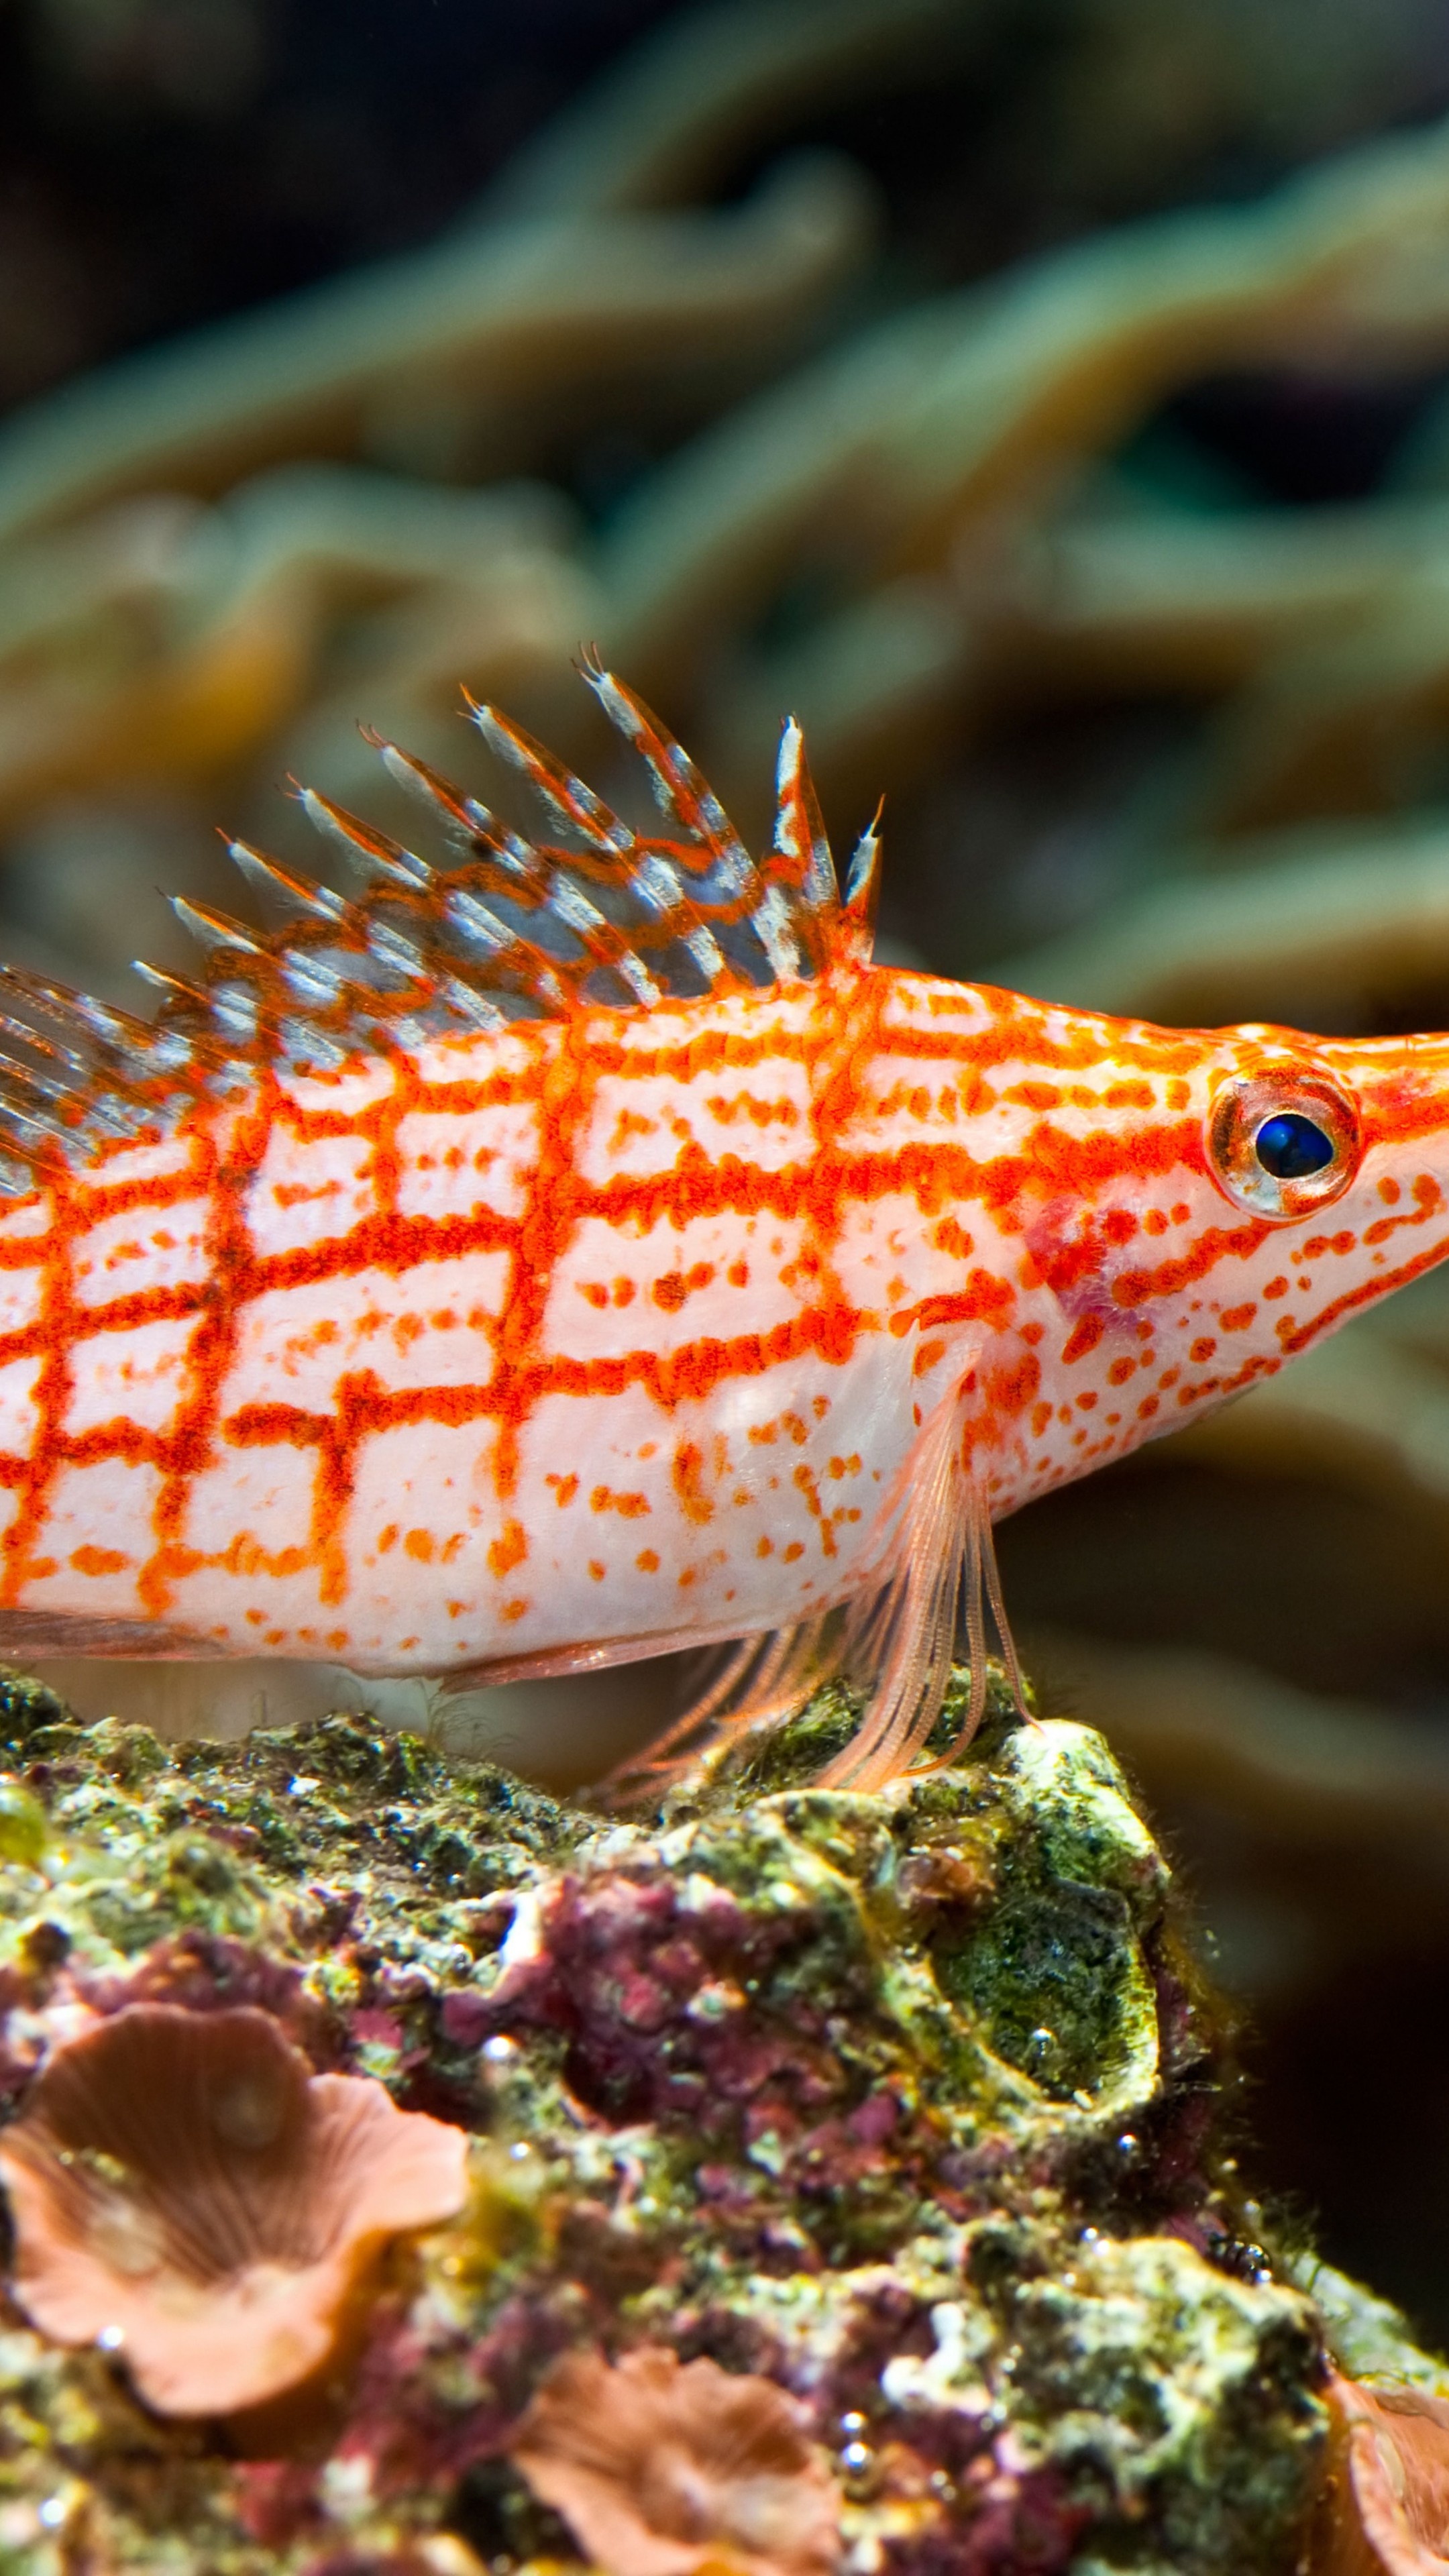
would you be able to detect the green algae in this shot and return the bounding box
[930,1723,1167,2111]
[0,1784,46,1875]
[0,1661,1424,2575]
[0,1692,584,1998]
[1287,2258,1449,2398]
[949,2224,1322,2570]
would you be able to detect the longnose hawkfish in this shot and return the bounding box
[0,663,1439,1789]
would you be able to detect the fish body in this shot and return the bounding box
[0,668,1445,1782]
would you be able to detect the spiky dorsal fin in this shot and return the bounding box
[0,667,881,1180]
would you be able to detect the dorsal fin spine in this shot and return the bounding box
[301,788,432,891]
[280,952,347,1008]
[371,737,539,875]
[278,1018,349,1069]
[463,801,539,877]
[472,700,635,855]
[209,986,259,1042]
[753,884,804,983]
[171,897,263,957]
[0,666,878,1180]
[229,841,349,927]
[0,1079,64,1142]
[0,1013,86,1084]
[442,888,568,1013]
[372,736,451,819]
[443,888,512,959]
[585,663,755,886]
[365,919,427,979]
[437,975,507,1032]
[841,804,883,967]
[131,962,214,1015]
[543,872,663,1002]
[0,1051,68,1115]
[771,719,837,914]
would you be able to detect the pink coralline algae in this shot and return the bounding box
[462,1857,898,2218]
[0,1999,470,2416]
[509,2345,841,2576]
[1316,2375,1449,2576]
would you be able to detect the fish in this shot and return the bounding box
[0,658,1443,1790]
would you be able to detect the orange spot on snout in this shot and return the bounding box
[1062,1315,1104,1365]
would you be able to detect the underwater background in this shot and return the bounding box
[5,0,1449,2373]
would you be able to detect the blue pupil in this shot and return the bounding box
[1254,1111,1334,1181]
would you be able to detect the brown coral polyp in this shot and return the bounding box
[509,2345,841,2576]
[0,2001,469,2416]
[1315,2374,1449,2575]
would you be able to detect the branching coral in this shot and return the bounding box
[0,468,594,836]
[998,811,1449,1028]
[0,157,873,545]
[604,110,1449,734]
[9,0,1449,853]
[509,2346,841,2576]
[0,2000,469,2416]
[11,0,1449,842]
[486,0,974,219]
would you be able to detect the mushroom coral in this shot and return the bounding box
[1315,2373,1449,2575]
[508,2345,841,2576]
[0,2000,469,2417]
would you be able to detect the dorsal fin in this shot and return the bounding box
[0,668,881,1181]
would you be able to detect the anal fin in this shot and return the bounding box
[605,1375,1030,1801]
[818,1385,1028,1791]
[600,1615,837,1799]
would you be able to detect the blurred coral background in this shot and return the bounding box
[7,0,1449,2344]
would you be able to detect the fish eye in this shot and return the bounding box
[1207,1069,1360,1220]
[1252,1111,1334,1181]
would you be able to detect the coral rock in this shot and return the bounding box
[0,1672,1433,2573]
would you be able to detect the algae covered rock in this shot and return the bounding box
[0,1662,1408,2573]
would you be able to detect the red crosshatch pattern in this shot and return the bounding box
[0,665,1446,1786]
